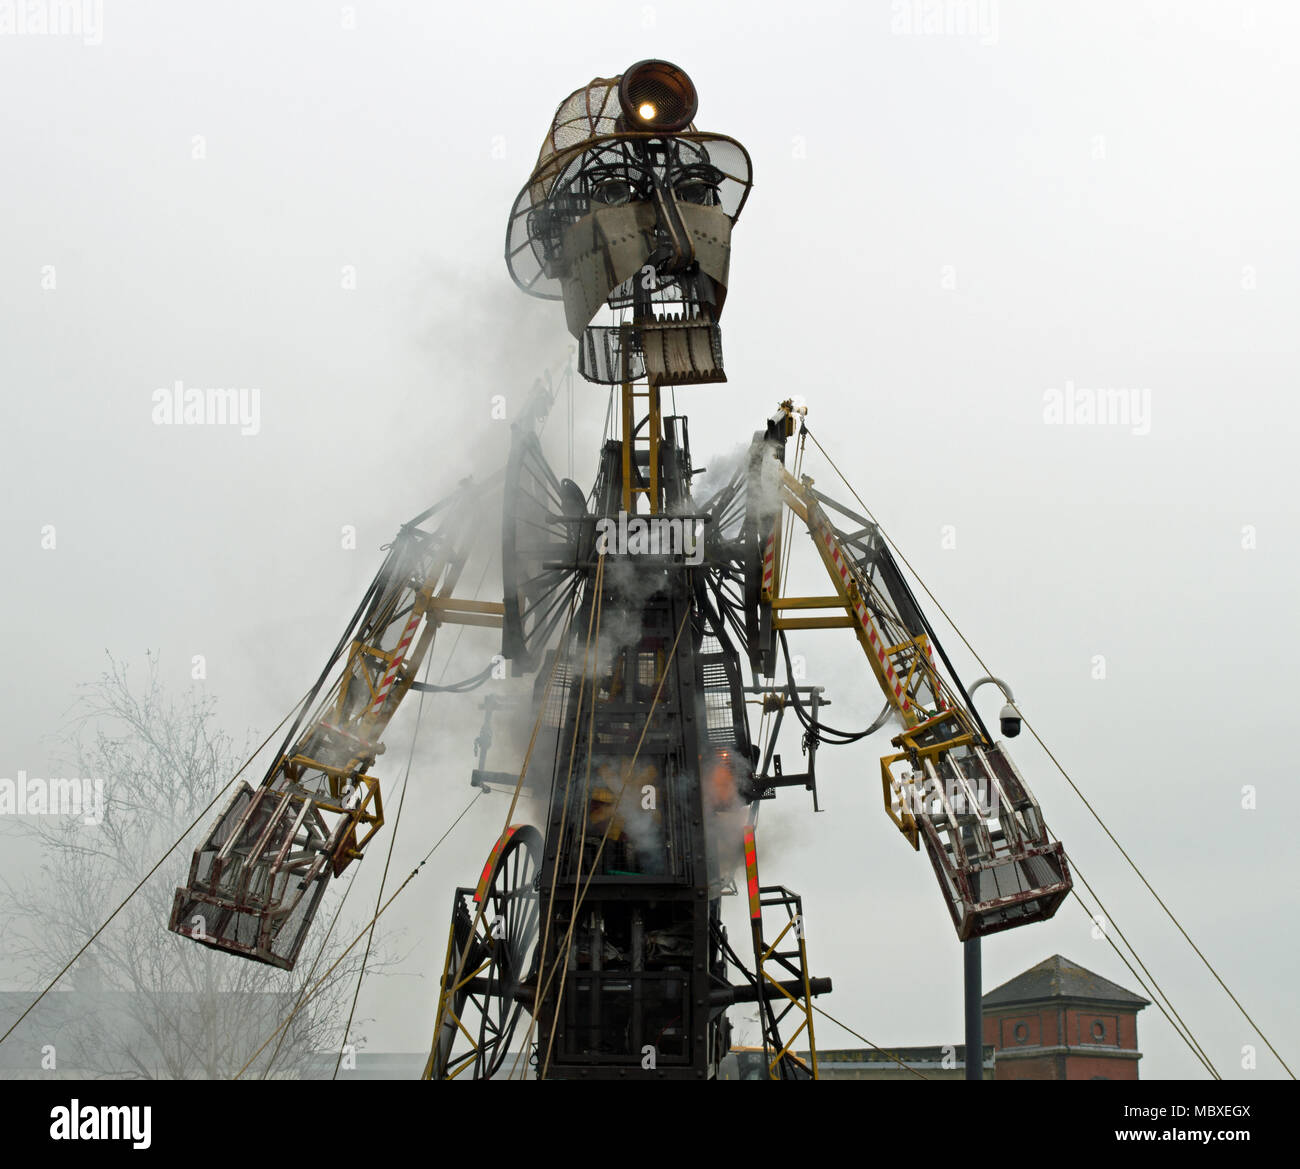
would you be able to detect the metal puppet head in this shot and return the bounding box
[506,60,753,387]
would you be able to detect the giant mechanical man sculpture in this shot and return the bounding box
[168,61,1072,1080]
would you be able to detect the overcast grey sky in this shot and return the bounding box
[1,0,1297,1079]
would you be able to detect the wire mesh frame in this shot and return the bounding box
[507,133,753,300]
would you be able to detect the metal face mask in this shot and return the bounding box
[506,60,753,386]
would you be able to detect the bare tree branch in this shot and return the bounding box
[1,653,395,1079]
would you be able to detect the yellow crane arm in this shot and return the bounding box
[167,475,503,968]
[757,414,1072,939]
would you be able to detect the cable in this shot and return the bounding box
[602,386,615,445]
[810,1005,932,1081]
[539,560,607,1075]
[516,554,606,1076]
[235,789,484,1080]
[408,662,493,693]
[1069,854,1219,1077]
[538,606,691,1078]
[0,683,313,1050]
[329,533,500,1077]
[259,860,362,1078]
[803,426,1294,1080]
[1068,863,1219,1079]
[331,608,456,1079]
[522,595,684,1078]
[422,598,579,1079]
[779,630,891,744]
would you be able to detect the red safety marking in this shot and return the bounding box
[474,825,521,903]
[819,524,911,708]
[370,611,422,714]
[744,826,761,921]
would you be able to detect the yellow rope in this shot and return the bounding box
[538,606,692,1078]
[538,567,606,1074]
[238,596,579,1081]
[419,598,579,1079]
[514,554,606,1077]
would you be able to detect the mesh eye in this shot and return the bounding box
[673,180,713,205]
[593,178,635,206]
[673,164,723,205]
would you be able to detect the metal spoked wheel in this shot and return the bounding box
[430,825,542,1080]
[502,431,588,672]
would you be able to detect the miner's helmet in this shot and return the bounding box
[504,60,753,335]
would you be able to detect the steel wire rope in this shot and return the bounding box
[809,1005,932,1081]
[0,534,407,1050]
[0,682,316,1050]
[416,596,580,1079]
[537,561,607,1076]
[235,789,486,1079]
[514,553,606,1076]
[259,861,361,1077]
[537,607,691,1078]
[331,551,496,1078]
[1071,854,1220,1076]
[1068,868,1220,1078]
[802,426,1293,1079]
[800,430,1220,1074]
[239,596,579,1080]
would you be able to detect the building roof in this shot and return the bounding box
[982,955,1150,1009]
[815,1045,996,1071]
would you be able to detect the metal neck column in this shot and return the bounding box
[618,323,661,515]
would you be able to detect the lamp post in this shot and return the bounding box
[964,931,982,1081]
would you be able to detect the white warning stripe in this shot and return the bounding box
[370,611,422,714]
[820,526,910,712]
[320,721,376,752]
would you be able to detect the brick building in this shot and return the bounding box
[982,954,1149,1080]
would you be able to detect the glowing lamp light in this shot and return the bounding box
[617,60,698,133]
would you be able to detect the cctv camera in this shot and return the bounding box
[999,702,1021,738]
